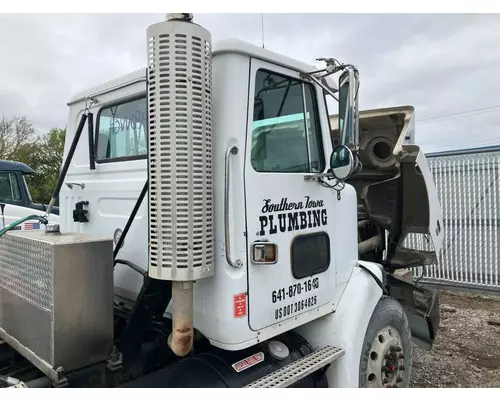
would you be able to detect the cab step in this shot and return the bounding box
[244,345,344,388]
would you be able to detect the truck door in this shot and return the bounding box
[244,60,337,331]
[61,87,149,302]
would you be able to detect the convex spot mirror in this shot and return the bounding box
[330,145,354,181]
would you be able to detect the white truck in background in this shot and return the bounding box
[0,160,59,230]
[0,13,443,389]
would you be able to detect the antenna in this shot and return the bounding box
[261,13,265,49]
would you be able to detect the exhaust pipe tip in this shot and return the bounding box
[168,281,194,357]
[166,13,193,22]
[167,328,193,357]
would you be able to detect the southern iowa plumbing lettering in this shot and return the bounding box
[258,196,327,236]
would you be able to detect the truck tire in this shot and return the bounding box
[358,295,412,388]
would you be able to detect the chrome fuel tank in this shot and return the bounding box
[0,229,114,378]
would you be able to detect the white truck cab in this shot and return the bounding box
[0,14,443,389]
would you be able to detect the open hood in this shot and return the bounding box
[390,141,444,268]
[330,106,444,270]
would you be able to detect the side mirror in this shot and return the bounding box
[330,145,354,181]
[338,68,359,148]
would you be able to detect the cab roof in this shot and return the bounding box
[68,38,334,106]
[0,160,34,175]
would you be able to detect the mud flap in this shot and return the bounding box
[386,273,440,350]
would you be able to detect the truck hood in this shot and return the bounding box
[31,202,60,216]
[0,203,59,231]
[330,106,444,269]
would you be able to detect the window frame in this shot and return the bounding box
[22,175,33,202]
[322,90,336,147]
[94,92,148,164]
[302,82,326,173]
[251,68,326,174]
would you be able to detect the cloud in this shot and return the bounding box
[0,13,498,152]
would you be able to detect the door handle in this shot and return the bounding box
[66,182,85,189]
[224,145,243,268]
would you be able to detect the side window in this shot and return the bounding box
[0,173,22,203]
[96,96,147,162]
[251,69,325,173]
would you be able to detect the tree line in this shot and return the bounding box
[0,115,65,204]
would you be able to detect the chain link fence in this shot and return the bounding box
[406,147,500,292]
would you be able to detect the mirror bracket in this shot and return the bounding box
[304,172,335,183]
[304,171,347,202]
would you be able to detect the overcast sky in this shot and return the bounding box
[0,13,499,153]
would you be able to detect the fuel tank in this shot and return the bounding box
[121,333,326,388]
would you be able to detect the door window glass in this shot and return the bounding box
[251,69,325,173]
[96,97,147,162]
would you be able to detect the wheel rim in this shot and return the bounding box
[366,325,405,388]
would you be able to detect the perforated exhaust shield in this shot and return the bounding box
[147,19,214,281]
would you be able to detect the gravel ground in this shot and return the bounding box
[411,289,500,388]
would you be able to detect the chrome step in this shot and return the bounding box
[245,345,344,388]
